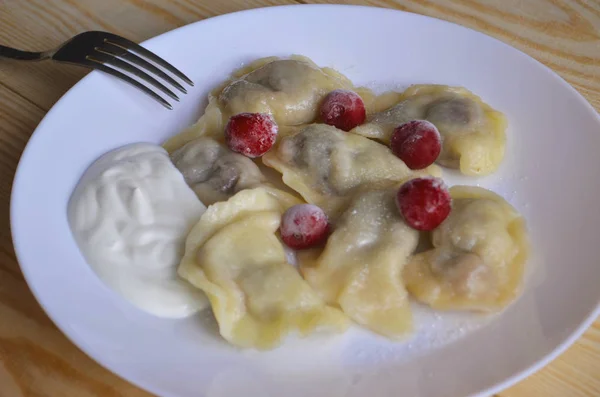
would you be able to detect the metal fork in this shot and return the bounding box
[0,31,193,109]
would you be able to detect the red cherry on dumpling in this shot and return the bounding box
[280,204,330,250]
[390,120,441,170]
[319,89,366,131]
[396,177,451,231]
[225,113,278,158]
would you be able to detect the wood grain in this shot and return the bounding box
[0,1,599,396]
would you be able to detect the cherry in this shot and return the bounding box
[225,113,278,158]
[396,177,451,231]
[319,89,366,131]
[390,120,441,170]
[280,204,330,250]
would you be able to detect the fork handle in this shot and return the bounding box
[0,45,49,61]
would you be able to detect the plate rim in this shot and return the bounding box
[10,4,600,397]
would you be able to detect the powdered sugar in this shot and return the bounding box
[427,175,449,191]
[342,302,496,366]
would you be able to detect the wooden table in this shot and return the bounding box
[0,1,599,396]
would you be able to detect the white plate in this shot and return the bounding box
[10,5,600,397]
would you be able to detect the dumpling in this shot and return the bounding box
[403,186,529,312]
[178,187,348,349]
[170,136,266,205]
[219,56,353,125]
[163,56,353,152]
[298,187,418,338]
[352,85,507,176]
[262,123,440,217]
[163,92,225,153]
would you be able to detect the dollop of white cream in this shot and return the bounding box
[68,143,208,318]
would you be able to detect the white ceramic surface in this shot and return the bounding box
[10,5,600,397]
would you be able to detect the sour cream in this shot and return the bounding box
[68,143,208,318]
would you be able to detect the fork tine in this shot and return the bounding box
[90,51,179,101]
[86,56,172,109]
[102,33,194,86]
[99,43,187,94]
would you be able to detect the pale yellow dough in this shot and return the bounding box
[262,123,441,217]
[352,85,507,176]
[178,187,348,349]
[163,55,353,153]
[170,136,266,205]
[404,186,529,312]
[299,187,418,339]
[162,56,527,346]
